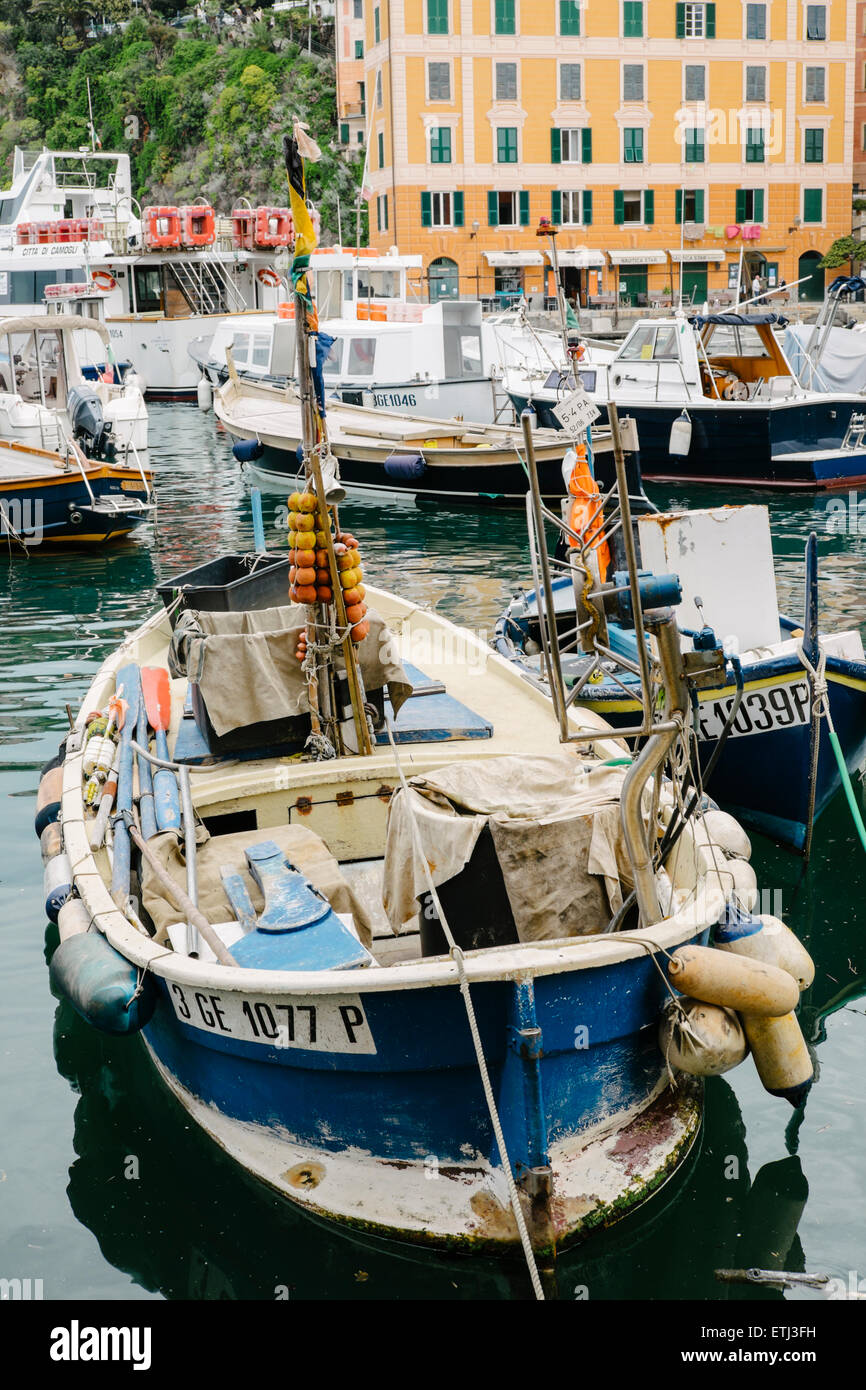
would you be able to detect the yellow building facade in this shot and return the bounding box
[357,0,855,305]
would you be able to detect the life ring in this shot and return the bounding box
[91,270,117,292]
[257,267,282,288]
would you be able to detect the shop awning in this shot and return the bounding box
[668,249,727,263]
[547,247,605,269]
[607,249,668,265]
[484,251,544,268]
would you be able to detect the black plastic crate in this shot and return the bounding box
[156,553,290,627]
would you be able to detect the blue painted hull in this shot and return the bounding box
[0,471,151,544]
[509,393,866,489]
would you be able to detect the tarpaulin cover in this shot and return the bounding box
[782,322,866,394]
[142,822,374,949]
[383,751,667,941]
[689,312,788,328]
[168,602,412,737]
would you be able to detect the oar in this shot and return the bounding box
[135,701,158,841]
[141,667,181,834]
[110,664,142,908]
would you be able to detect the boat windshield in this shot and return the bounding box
[356,269,401,300]
[345,336,376,376]
[704,324,774,358]
[618,325,681,362]
[543,368,597,392]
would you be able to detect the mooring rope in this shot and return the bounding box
[383,716,546,1301]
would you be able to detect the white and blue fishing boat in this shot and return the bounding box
[495,494,866,853]
[506,312,866,489]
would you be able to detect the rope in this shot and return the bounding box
[797,642,866,855]
[383,716,546,1300]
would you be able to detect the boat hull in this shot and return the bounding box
[509,393,866,489]
[0,468,152,543]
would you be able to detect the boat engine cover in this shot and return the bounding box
[68,386,114,459]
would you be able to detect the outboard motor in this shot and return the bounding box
[67,386,115,460]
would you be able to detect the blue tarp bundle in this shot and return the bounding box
[689,312,789,328]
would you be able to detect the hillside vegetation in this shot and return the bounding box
[0,1,363,239]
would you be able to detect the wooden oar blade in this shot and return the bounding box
[141,666,171,733]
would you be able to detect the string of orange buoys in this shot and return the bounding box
[287,488,369,645]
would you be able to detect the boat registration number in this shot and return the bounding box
[120,480,144,492]
[696,680,811,742]
[167,985,377,1055]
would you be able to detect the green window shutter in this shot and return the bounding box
[453,191,464,226]
[675,189,683,224]
[421,192,433,227]
[488,190,499,226]
[552,190,562,223]
[560,0,580,35]
[427,0,448,34]
[644,189,654,224]
[676,2,685,38]
[705,3,715,37]
[581,127,593,163]
[495,0,515,35]
[804,188,822,223]
[805,128,824,162]
[754,189,764,221]
[695,189,704,221]
[551,128,562,164]
[614,190,625,225]
[582,190,593,225]
[374,6,380,42]
[519,190,530,226]
[735,189,747,221]
[623,2,643,37]
[340,123,349,144]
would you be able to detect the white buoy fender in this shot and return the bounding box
[659,998,748,1076]
[741,1012,814,1108]
[668,944,799,1017]
[57,898,91,942]
[699,851,758,912]
[34,764,63,838]
[197,375,213,411]
[694,810,752,861]
[668,410,692,457]
[39,820,63,865]
[43,852,73,923]
[715,913,815,991]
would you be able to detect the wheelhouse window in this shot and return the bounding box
[619,325,680,361]
[346,337,377,376]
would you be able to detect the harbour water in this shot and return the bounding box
[3,404,865,1301]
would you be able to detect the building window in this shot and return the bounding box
[735,188,764,221]
[357,130,364,144]
[804,128,824,162]
[745,129,765,162]
[428,62,451,101]
[359,80,365,114]
[745,3,766,39]
[427,0,448,34]
[495,62,518,101]
[376,70,383,107]
[487,190,530,227]
[623,127,644,162]
[377,194,388,232]
[354,0,362,15]
[495,0,516,35]
[496,127,518,163]
[374,5,380,43]
[421,190,464,227]
[676,3,715,39]
[623,1,643,37]
[676,188,705,223]
[378,130,385,166]
[560,63,581,100]
[614,189,654,224]
[554,127,592,163]
[354,40,364,59]
[745,66,766,102]
[684,64,705,101]
[806,5,826,40]
[340,122,349,144]
[559,0,581,36]
[803,188,823,222]
[805,67,826,102]
[684,127,705,162]
[623,64,644,101]
[554,189,593,225]
[430,127,452,163]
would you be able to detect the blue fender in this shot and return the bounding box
[49,931,157,1035]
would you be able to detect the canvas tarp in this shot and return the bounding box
[168,602,412,736]
[782,323,866,394]
[141,822,374,950]
[383,751,664,942]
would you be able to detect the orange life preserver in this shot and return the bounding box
[231,209,254,250]
[566,443,610,581]
[253,206,292,248]
[276,301,295,319]
[143,206,182,250]
[257,267,282,287]
[180,204,215,247]
[91,269,118,292]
